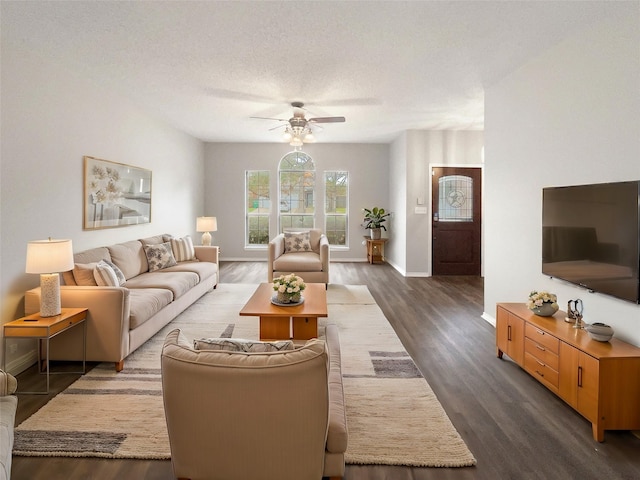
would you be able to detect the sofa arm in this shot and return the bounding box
[319,235,330,274]
[325,324,348,454]
[268,234,285,282]
[194,245,219,265]
[25,286,131,365]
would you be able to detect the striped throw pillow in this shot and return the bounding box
[93,260,120,287]
[170,235,196,262]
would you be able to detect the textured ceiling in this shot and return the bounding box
[1,1,624,144]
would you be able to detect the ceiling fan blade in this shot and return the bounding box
[250,116,288,122]
[268,123,287,131]
[309,116,346,123]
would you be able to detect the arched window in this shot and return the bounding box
[279,151,315,231]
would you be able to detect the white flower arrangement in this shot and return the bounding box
[526,290,558,309]
[272,274,306,295]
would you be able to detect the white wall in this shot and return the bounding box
[0,40,205,369]
[203,142,389,261]
[388,133,408,273]
[484,10,640,344]
[392,130,484,276]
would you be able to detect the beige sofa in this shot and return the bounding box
[25,234,218,372]
[161,324,347,480]
[268,228,330,284]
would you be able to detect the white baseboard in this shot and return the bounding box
[5,349,38,376]
[482,311,496,327]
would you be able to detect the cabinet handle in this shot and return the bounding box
[577,366,583,387]
[536,345,546,352]
[536,359,545,367]
[536,329,545,336]
[535,370,544,378]
[507,325,512,341]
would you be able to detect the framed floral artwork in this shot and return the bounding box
[83,156,152,230]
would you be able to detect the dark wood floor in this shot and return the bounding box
[11,261,640,479]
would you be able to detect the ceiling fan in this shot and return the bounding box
[251,102,345,147]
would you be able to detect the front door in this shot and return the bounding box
[431,167,482,275]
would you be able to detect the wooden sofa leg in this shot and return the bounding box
[115,361,124,372]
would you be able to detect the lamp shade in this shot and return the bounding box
[26,239,74,274]
[196,216,217,232]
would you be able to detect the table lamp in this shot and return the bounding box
[196,216,217,246]
[25,238,74,317]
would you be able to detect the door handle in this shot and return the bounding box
[578,366,583,387]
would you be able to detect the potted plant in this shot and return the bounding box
[363,207,391,239]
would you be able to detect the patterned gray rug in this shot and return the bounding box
[14,283,476,467]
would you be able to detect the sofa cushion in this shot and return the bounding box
[273,251,322,273]
[125,271,199,299]
[73,262,99,286]
[93,260,120,286]
[160,261,217,282]
[108,240,148,280]
[128,288,174,329]
[144,242,178,272]
[284,231,313,253]
[140,234,171,246]
[170,235,196,262]
[194,338,294,352]
[64,246,112,285]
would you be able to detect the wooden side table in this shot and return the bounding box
[364,237,388,264]
[3,308,87,394]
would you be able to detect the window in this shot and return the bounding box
[438,175,473,222]
[246,170,270,245]
[279,151,315,231]
[325,171,348,246]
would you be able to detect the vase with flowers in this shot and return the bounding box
[526,290,559,317]
[272,273,306,304]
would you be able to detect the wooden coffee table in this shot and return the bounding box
[239,283,328,341]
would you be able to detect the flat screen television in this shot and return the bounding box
[542,180,640,304]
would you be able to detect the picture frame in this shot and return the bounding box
[83,156,152,230]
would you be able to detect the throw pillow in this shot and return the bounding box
[193,338,295,353]
[143,242,177,272]
[72,262,99,286]
[104,259,126,286]
[284,231,312,253]
[93,260,120,287]
[170,235,196,262]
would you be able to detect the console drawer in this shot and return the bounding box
[525,323,559,354]
[524,352,559,389]
[524,337,559,371]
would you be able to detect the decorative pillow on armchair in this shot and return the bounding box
[194,338,295,352]
[143,242,178,272]
[284,231,313,253]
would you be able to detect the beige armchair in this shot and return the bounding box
[161,326,347,480]
[268,228,330,285]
